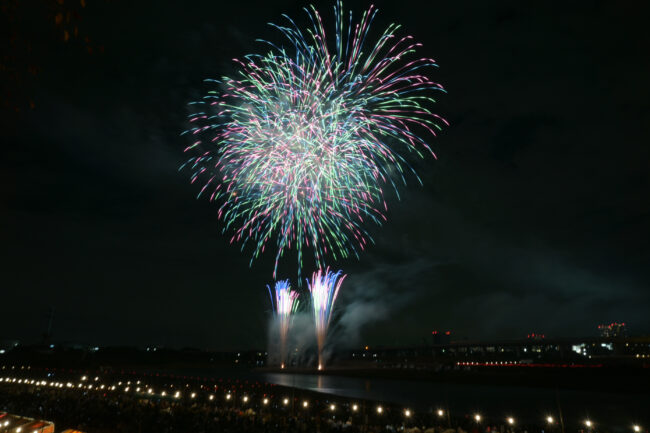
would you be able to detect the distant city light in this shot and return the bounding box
[633,426,641,433]
[243,396,249,403]
[302,400,309,408]
[405,409,412,417]
[437,409,445,417]
[507,417,515,425]
[283,398,289,405]
[330,404,336,411]
[352,404,359,412]
[547,416,554,424]
[263,398,269,405]
[585,420,593,428]
[475,414,482,422]
[377,406,383,414]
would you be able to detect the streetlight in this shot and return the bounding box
[405,409,412,418]
[302,400,309,408]
[283,398,289,406]
[437,409,445,417]
[352,404,359,412]
[263,398,269,405]
[377,406,383,414]
[507,417,515,425]
[546,416,554,424]
[633,426,641,433]
[243,396,249,403]
[330,404,336,411]
[585,420,593,428]
[474,414,482,422]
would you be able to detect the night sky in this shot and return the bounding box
[2,0,649,351]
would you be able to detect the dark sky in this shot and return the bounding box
[2,0,649,350]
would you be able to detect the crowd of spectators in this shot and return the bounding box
[0,371,593,433]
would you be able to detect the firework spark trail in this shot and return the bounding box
[268,279,300,368]
[182,1,447,278]
[308,268,346,369]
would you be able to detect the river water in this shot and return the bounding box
[143,366,648,430]
[256,371,649,429]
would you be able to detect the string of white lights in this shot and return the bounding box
[0,368,644,432]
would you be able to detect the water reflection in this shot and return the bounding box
[260,372,649,425]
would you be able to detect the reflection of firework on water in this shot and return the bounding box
[308,268,346,370]
[267,279,300,368]
[182,1,447,278]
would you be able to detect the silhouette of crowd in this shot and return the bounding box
[0,375,597,433]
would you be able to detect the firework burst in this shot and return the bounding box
[308,268,346,369]
[182,1,447,277]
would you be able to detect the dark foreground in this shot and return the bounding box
[0,367,647,433]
